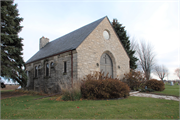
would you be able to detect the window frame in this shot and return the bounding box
[50,62,54,68]
[103,30,110,40]
[46,63,49,76]
[35,66,38,77]
[64,61,67,73]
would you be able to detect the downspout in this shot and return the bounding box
[71,50,73,88]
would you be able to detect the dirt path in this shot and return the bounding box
[1,91,27,99]
[1,85,26,99]
[130,91,180,101]
[1,85,20,91]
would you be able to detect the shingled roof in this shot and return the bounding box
[26,16,106,64]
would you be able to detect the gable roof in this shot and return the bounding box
[26,16,106,64]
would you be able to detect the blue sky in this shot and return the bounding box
[11,0,179,81]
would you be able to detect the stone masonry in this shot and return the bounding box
[25,16,130,93]
[39,37,49,49]
[77,17,130,79]
[26,51,77,94]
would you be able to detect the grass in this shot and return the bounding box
[1,95,179,119]
[152,83,179,96]
[1,90,15,92]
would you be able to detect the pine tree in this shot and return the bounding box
[112,19,138,69]
[1,0,27,87]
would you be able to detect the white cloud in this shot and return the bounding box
[15,1,179,80]
[128,2,179,80]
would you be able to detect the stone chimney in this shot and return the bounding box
[39,36,49,50]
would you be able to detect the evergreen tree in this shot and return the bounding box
[1,0,27,87]
[112,19,138,69]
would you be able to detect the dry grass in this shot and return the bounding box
[60,80,82,101]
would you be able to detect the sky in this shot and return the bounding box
[10,0,179,81]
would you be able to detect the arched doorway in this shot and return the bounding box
[100,53,113,78]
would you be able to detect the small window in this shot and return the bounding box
[46,63,49,76]
[64,61,67,73]
[38,65,41,69]
[103,30,110,40]
[35,66,38,77]
[51,62,54,67]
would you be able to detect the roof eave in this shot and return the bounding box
[25,48,76,65]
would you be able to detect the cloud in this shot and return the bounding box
[15,1,179,80]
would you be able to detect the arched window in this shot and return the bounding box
[46,63,49,76]
[38,65,41,76]
[35,66,38,77]
[51,62,54,67]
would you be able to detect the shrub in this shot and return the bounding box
[61,81,82,101]
[81,71,130,99]
[145,79,165,91]
[1,82,6,88]
[121,70,146,90]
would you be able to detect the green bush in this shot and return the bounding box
[121,70,146,90]
[146,79,165,91]
[81,71,130,99]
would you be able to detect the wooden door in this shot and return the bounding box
[100,53,113,78]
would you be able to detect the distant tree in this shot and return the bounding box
[136,41,156,80]
[1,0,27,87]
[154,65,168,81]
[129,36,138,52]
[112,19,138,70]
[174,68,180,79]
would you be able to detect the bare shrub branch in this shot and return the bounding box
[130,37,138,52]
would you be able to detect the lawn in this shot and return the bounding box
[1,90,15,92]
[153,84,179,96]
[1,95,179,119]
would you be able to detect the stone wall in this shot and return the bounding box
[25,17,130,93]
[25,50,77,94]
[76,17,130,79]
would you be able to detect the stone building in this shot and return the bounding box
[25,16,130,93]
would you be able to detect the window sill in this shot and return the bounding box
[44,76,51,79]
